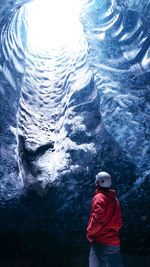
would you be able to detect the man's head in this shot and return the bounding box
[95,171,111,188]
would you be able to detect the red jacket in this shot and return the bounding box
[87,188,123,246]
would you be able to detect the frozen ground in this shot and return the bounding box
[0,252,150,267]
[0,241,150,267]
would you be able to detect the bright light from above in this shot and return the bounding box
[24,0,84,53]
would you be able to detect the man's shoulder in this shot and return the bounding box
[93,192,106,202]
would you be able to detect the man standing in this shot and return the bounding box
[87,171,124,267]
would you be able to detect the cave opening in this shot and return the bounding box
[0,0,150,266]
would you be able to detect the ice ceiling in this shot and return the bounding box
[0,0,150,250]
[0,0,150,197]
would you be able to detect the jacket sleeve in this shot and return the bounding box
[87,195,106,242]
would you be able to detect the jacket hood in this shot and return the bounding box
[93,188,116,199]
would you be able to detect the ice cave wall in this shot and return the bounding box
[0,0,150,255]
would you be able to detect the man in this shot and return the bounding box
[87,171,124,267]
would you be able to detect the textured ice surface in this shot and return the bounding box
[0,0,150,252]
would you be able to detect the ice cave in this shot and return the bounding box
[0,0,150,266]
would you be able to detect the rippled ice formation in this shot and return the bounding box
[81,0,150,184]
[0,0,150,199]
